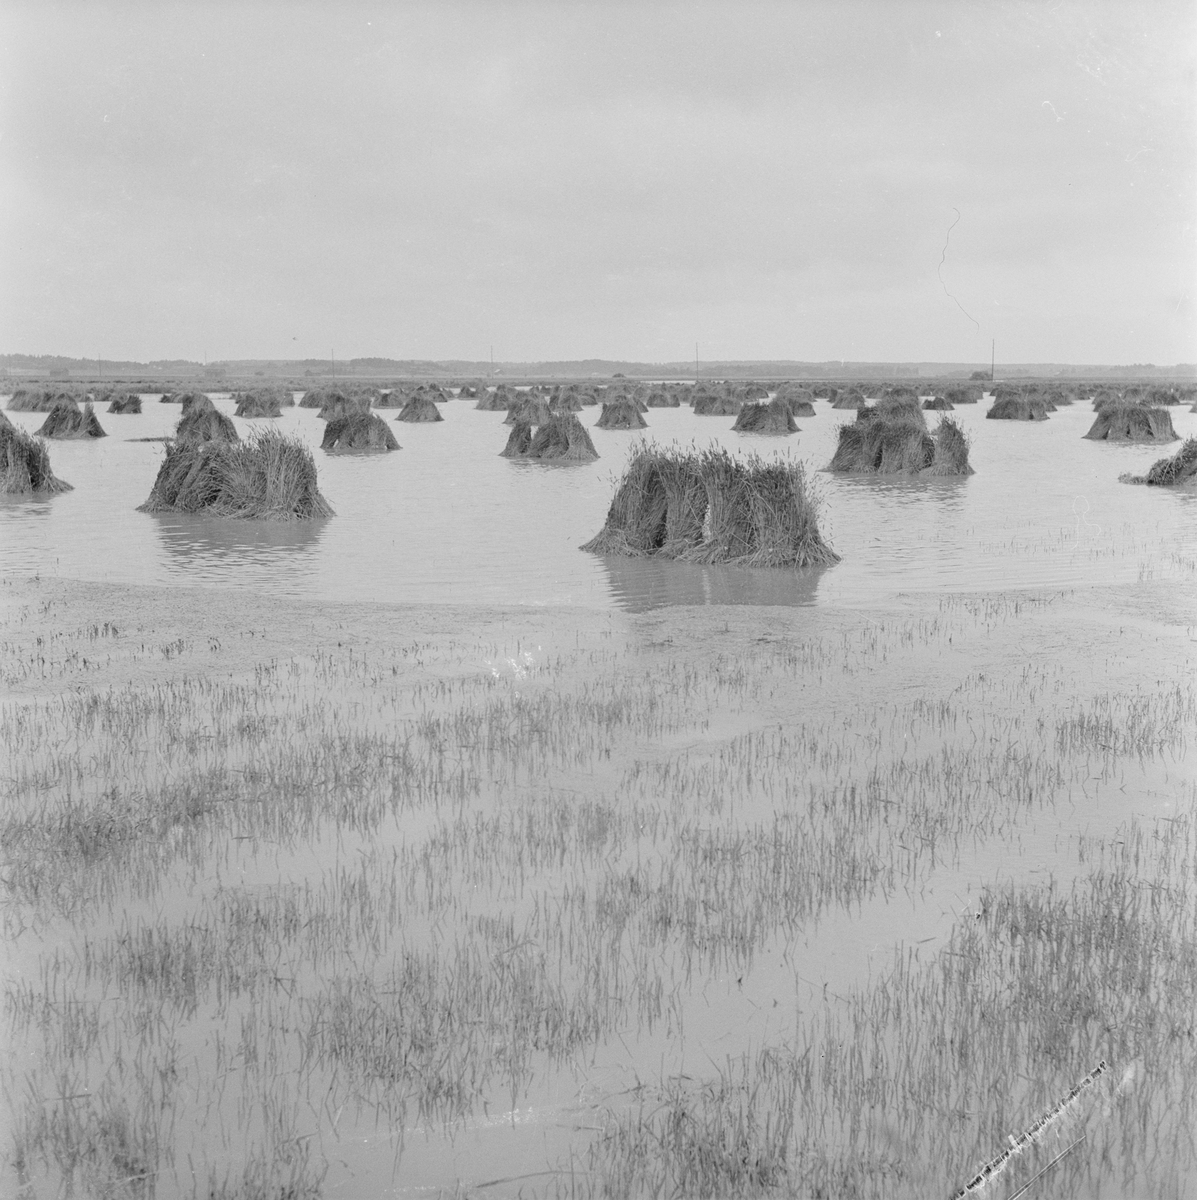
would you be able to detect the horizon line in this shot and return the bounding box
[3,353,1194,373]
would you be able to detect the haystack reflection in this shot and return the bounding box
[152,513,329,593]
[599,554,825,611]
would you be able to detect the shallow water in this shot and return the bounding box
[3,391,1196,1197]
[3,575,1194,1197]
[2,393,1194,608]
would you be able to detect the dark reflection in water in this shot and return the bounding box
[0,495,58,518]
[152,514,329,592]
[599,555,826,611]
[824,473,972,506]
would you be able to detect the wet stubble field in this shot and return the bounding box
[2,387,1196,1198]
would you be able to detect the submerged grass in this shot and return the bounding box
[587,813,1197,1198]
[2,587,1195,1196]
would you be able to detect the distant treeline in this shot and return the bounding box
[3,353,1194,381]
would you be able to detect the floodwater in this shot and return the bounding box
[2,390,1195,608]
[3,388,1196,1198]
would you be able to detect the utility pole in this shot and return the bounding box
[991,339,995,381]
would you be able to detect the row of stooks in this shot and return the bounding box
[3,388,1195,559]
[5,376,1189,458]
[9,377,1195,414]
[0,401,844,565]
[11,376,1196,431]
[9,377,1197,434]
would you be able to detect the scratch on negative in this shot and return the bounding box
[951,1061,1107,1198]
[938,208,980,333]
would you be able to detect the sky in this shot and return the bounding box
[1,1,1194,365]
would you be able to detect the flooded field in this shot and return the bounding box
[2,389,1196,1197]
[1,391,1195,608]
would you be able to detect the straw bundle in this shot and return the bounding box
[175,395,239,444]
[986,397,1050,421]
[944,386,981,404]
[596,398,648,429]
[829,413,971,475]
[656,454,707,556]
[321,411,400,452]
[693,391,742,416]
[1084,403,1177,443]
[733,398,798,434]
[682,449,753,562]
[831,390,867,410]
[474,388,509,411]
[737,457,840,567]
[645,389,680,408]
[579,447,669,556]
[140,429,333,517]
[0,411,72,493]
[1147,387,1183,406]
[582,443,838,567]
[396,393,445,422]
[8,387,80,412]
[502,413,599,462]
[859,396,926,426]
[500,421,534,459]
[37,399,107,439]
[1121,438,1197,487]
[504,394,554,426]
[233,388,288,417]
[315,391,372,421]
[922,418,975,475]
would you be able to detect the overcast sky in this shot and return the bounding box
[1,1,1193,364]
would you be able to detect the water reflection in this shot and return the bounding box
[2,399,1194,607]
[0,494,60,518]
[825,473,972,508]
[599,554,825,611]
[152,513,329,593]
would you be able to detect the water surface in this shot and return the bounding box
[3,393,1194,608]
